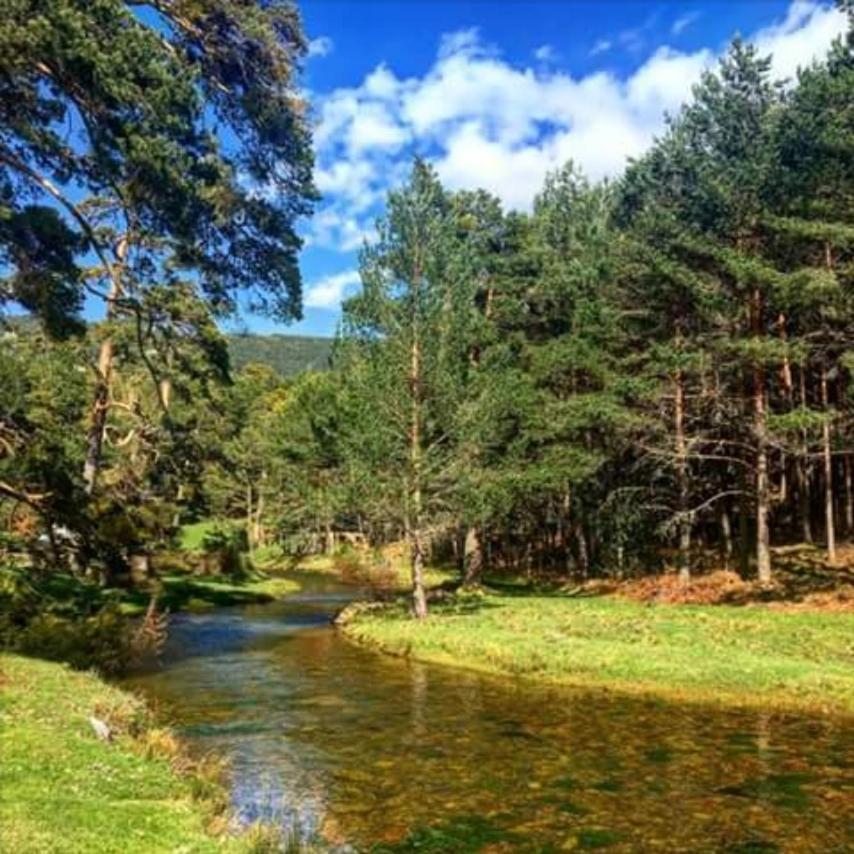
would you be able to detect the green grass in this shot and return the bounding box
[341,591,854,715]
[177,520,219,552]
[118,571,299,616]
[298,553,455,592]
[0,653,245,853]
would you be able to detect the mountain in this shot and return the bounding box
[226,334,333,377]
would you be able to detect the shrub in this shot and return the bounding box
[332,547,398,594]
[200,524,250,577]
[0,564,143,674]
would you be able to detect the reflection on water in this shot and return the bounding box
[123,581,854,852]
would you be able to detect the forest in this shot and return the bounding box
[1,1,854,852]
[7,18,853,609]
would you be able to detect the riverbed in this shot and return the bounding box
[123,576,854,852]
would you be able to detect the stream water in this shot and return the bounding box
[123,574,854,852]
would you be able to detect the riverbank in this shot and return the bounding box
[118,569,299,616]
[339,590,854,716]
[0,653,274,853]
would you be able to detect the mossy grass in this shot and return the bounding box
[117,570,299,616]
[297,552,455,592]
[0,653,254,853]
[340,590,854,716]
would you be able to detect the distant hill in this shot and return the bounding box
[4,315,333,379]
[226,334,333,377]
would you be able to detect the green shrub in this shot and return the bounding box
[332,547,397,593]
[200,524,250,577]
[0,564,134,674]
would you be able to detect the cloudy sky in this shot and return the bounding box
[240,0,848,337]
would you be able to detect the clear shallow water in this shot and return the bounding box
[123,578,854,852]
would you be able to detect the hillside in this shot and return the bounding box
[228,334,333,377]
[4,318,333,379]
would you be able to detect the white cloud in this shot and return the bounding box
[672,11,702,36]
[589,38,612,57]
[304,270,361,309]
[534,44,558,63]
[308,36,334,58]
[753,0,846,82]
[308,0,847,258]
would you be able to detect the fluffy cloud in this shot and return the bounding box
[308,36,334,58]
[672,11,702,36]
[754,0,846,81]
[534,44,558,63]
[307,0,846,257]
[304,269,361,309]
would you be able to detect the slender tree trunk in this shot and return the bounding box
[777,314,792,505]
[738,472,751,577]
[246,484,254,556]
[255,492,264,547]
[463,526,483,586]
[561,486,572,574]
[820,363,836,565]
[409,321,427,619]
[674,369,691,583]
[574,521,589,580]
[83,237,127,494]
[752,288,772,585]
[798,366,813,543]
[845,455,854,536]
[720,504,733,569]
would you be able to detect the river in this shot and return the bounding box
[123,574,854,852]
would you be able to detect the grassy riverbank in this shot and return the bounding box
[118,570,298,616]
[0,653,258,853]
[340,591,854,715]
[298,552,454,592]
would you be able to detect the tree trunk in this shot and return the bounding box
[720,504,733,569]
[409,322,427,619]
[820,363,836,565]
[752,288,772,585]
[82,237,127,494]
[255,491,265,548]
[463,526,483,586]
[738,472,751,577]
[574,521,589,580]
[797,366,813,543]
[246,484,254,556]
[674,370,691,583]
[845,455,854,536]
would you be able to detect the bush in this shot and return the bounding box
[332,547,398,594]
[0,564,142,674]
[15,608,132,674]
[199,524,250,577]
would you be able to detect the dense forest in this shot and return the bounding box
[2,6,854,621]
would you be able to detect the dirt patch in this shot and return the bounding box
[766,584,854,613]
[618,570,756,605]
[615,556,854,612]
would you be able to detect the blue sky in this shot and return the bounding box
[230,1,847,337]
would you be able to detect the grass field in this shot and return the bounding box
[0,654,251,853]
[341,590,854,715]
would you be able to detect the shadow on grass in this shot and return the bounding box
[120,573,279,614]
